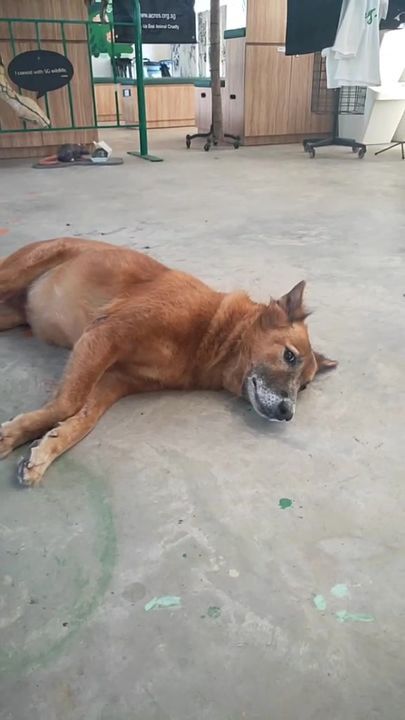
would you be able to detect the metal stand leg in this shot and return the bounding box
[302,85,366,159]
[303,136,367,159]
[186,125,240,151]
[375,142,405,159]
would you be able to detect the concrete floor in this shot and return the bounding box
[1,129,405,720]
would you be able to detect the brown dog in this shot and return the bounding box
[0,238,336,486]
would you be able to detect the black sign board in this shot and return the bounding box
[8,50,74,98]
[114,0,196,44]
[141,0,196,43]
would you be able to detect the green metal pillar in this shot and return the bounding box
[128,0,162,162]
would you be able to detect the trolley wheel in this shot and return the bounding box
[352,146,358,153]
[303,141,309,151]
[358,147,366,159]
[213,139,218,146]
[234,141,240,149]
[204,142,211,152]
[308,147,316,159]
[186,137,191,149]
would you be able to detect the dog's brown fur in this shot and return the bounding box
[0,238,336,486]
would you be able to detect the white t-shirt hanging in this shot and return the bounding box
[323,0,389,88]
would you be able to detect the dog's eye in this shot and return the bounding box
[284,348,297,366]
[300,383,308,391]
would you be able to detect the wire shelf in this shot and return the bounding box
[311,53,366,116]
[339,85,367,115]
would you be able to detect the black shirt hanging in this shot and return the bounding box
[285,0,344,56]
[380,0,405,28]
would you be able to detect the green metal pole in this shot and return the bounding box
[133,0,148,156]
[127,0,162,160]
[109,17,117,83]
[85,19,99,129]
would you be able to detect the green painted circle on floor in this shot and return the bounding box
[0,458,116,676]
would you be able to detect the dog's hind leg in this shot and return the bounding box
[16,372,133,487]
[0,237,97,299]
[0,322,120,458]
[0,304,26,330]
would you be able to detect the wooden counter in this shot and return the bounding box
[95,80,196,129]
[0,0,98,159]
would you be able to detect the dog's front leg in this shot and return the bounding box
[17,371,133,487]
[0,322,120,458]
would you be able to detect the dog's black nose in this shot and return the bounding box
[277,400,293,421]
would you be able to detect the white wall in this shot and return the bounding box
[91,54,113,78]
[142,44,172,61]
[225,0,246,29]
[194,0,210,12]
[195,0,246,29]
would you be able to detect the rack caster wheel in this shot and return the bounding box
[186,135,191,149]
[358,147,366,159]
[234,141,240,149]
[307,147,316,158]
[204,143,210,152]
[213,140,218,146]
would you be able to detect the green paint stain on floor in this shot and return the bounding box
[313,594,327,611]
[207,606,221,619]
[279,498,293,510]
[144,596,181,611]
[336,610,374,624]
[0,458,117,677]
[331,583,349,599]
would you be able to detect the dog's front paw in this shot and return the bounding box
[17,442,45,488]
[0,422,16,459]
[17,455,44,488]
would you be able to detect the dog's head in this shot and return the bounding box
[225,281,337,422]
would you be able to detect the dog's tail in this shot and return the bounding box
[0,237,94,298]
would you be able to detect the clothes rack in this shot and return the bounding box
[303,54,367,159]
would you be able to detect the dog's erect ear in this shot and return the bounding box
[277,281,308,322]
[314,352,338,374]
[259,300,287,329]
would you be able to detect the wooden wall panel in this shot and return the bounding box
[246,0,287,44]
[119,84,195,129]
[244,45,292,137]
[146,86,195,126]
[0,0,88,21]
[118,85,139,126]
[244,46,333,139]
[0,0,88,41]
[0,0,97,158]
[289,55,333,134]
[95,84,119,123]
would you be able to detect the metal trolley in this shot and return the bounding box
[303,53,367,159]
